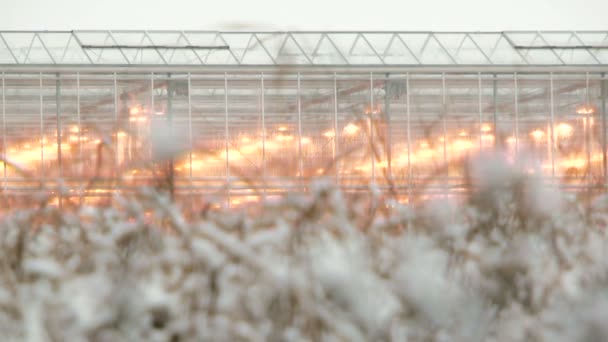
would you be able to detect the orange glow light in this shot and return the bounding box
[129,107,140,115]
[481,134,495,141]
[275,135,294,142]
[451,139,474,151]
[481,124,492,133]
[343,123,360,136]
[530,129,545,141]
[576,106,594,115]
[561,157,586,170]
[323,130,335,138]
[556,123,574,137]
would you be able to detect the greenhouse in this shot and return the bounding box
[1,30,607,208]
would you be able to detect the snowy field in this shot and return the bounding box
[1,154,608,341]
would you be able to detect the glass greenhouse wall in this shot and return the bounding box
[1,31,608,208]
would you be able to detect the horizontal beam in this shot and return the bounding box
[1,30,606,34]
[81,45,230,50]
[2,64,608,74]
[514,45,608,49]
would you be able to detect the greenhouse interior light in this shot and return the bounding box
[343,123,360,136]
[576,106,594,115]
[530,129,545,141]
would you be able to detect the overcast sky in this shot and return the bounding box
[1,0,607,31]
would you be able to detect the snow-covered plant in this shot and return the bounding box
[0,153,607,341]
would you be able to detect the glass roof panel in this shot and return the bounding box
[117,34,165,64]
[593,49,608,64]
[85,48,128,64]
[185,33,238,64]
[576,32,608,46]
[1,32,37,63]
[506,32,543,47]
[199,48,239,65]
[539,32,579,46]
[518,35,564,65]
[327,33,383,64]
[75,31,117,46]
[160,48,201,64]
[349,35,384,64]
[398,33,432,59]
[255,33,288,59]
[367,33,419,64]
[0,31,605,66]
[25,34,55,63]
[0,36,15,63]
[313,34,348,64]
[519,50,561,64]
[290,33,323,62]
[146,32,185,46]
[182,32,223,46]
[363,33,392,54]
[240,34,275,64]
[404,33,454,64]
[42,33,89,64]
[435,33,490,64]
[217,33,254,64]
[555,48,599,64]
[108,32,148,46]
[477,34,526,64]
[270,34,311,64]
[326,33,357,64]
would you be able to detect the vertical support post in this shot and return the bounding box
[261,73,266,200]
[514,73,519,156]
[151,72,155,163]
[40,73,44,182]
[585,72,592,182]
[406,73,412,201]
[601,73,607,186]
[549,73,556,179]
[187,73,193,204]
[113,73,119,184]
[441,73,448,195]
[478,73,483,149]
[55,73,62,209]
[333,73,339,182]
[384,74,392,180]
[224,73,230,208]
[369,72,375,181]
[493,73,498,149]
[1,73,6,195]
[297,73,304,191]
[76,73,83,205]
[166,73,174,199]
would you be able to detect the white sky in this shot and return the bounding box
[1,0,607,31]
